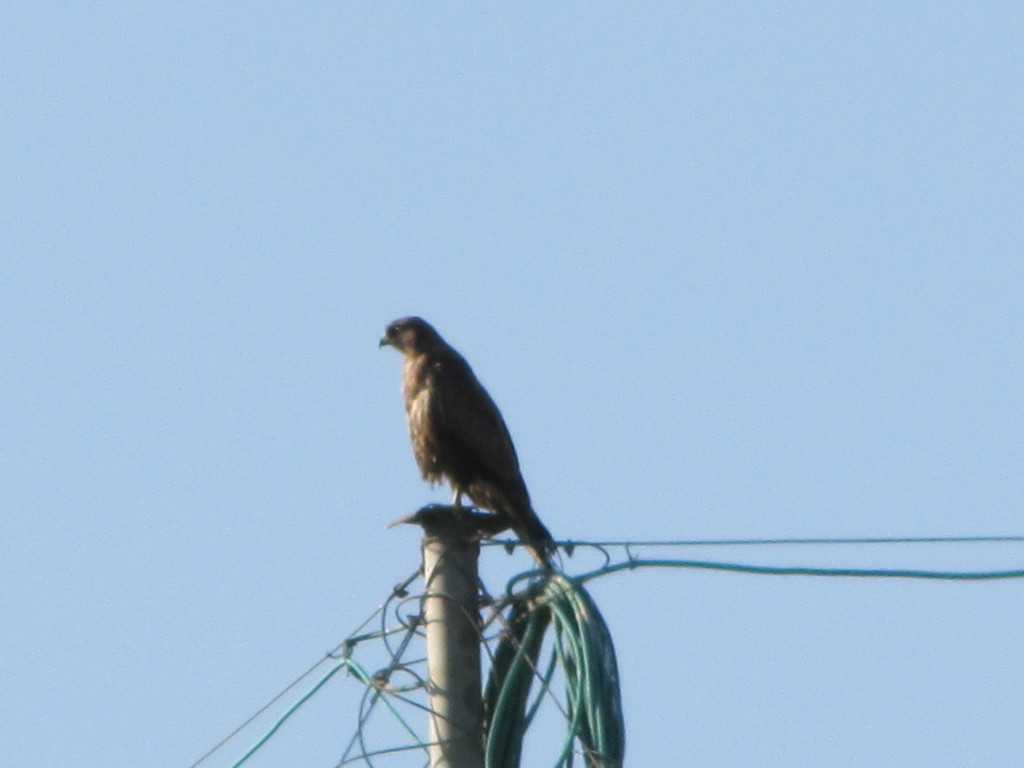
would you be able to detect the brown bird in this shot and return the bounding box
[380,317,555,568]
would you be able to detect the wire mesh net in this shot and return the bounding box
[190,535,1023,768]
[193,561,623,768]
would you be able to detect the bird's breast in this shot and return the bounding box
[403,366,443,482]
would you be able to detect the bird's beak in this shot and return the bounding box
[378,336,392,349]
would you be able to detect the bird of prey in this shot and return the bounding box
[380,317,555,568]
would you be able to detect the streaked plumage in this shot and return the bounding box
[380,317,554,568]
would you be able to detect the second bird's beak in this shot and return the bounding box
[378,336,392,349]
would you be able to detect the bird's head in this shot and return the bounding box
[379,317,441,354]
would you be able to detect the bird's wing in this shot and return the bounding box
[427,351,554,568]
[427,354,522,481]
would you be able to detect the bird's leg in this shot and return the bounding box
[449,487,469,521]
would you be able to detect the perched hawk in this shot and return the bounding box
[380,317,555,568]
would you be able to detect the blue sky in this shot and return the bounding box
[3,3,1022,766]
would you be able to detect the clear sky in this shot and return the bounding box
[3,3,1022,766]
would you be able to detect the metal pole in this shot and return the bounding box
[418,507,485,768]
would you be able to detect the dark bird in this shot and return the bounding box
[380,317,555,568]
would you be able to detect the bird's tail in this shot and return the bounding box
[510,506,558,571]
[467,480,558,570]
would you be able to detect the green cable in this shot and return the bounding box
[230,658,427,768]
[484,574,625,768]
[576,558,1024,582]
[214,553,1016,767]
[229,662,348,768]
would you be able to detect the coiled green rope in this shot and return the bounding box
[484,574,625,768]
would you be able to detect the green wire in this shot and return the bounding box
[576,558,1024,582]
[229,658,426,768]
[229,662,348,768]
[485,592,552,768]
[484,574,626,768]
[212,552,1019,768]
